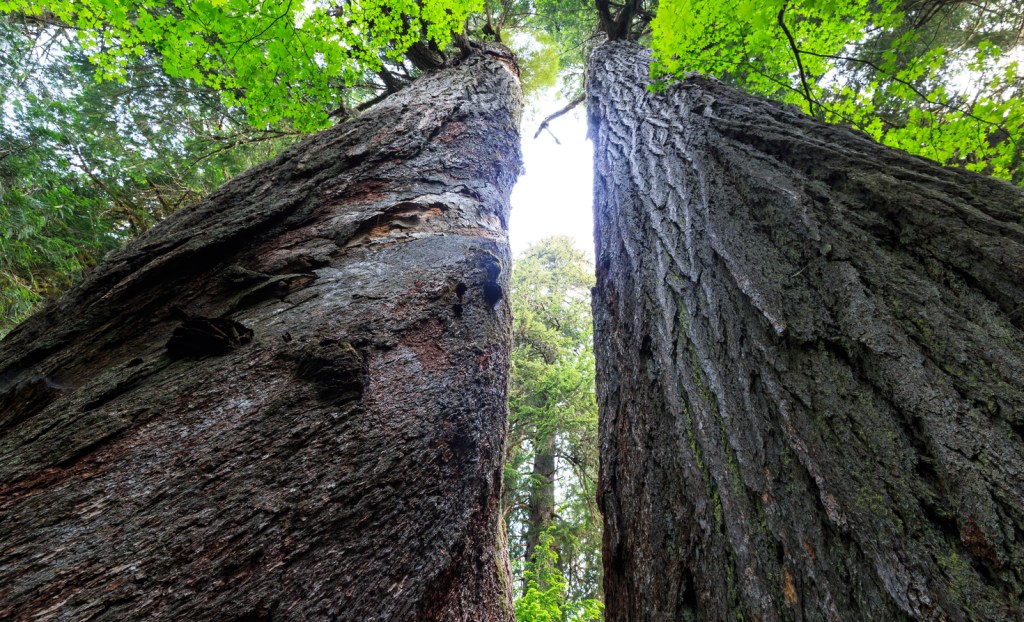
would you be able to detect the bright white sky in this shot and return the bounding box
[509,93,594,259]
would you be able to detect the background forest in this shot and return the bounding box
[1,0,1021,619]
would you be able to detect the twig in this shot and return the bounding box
[533,93,585,140]
[145,178,172,214]
[353,90,392,113]
[777,3,816,115]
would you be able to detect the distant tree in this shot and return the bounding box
[0,16,301,333]
[505,237,603,620]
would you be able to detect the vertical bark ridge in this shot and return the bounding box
[589,41,1024,621]
[0,48,522,621]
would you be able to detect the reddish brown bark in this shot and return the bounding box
[0,47,522,621]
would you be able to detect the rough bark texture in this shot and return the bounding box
[590,41,1024,622]
[0,48,521,621]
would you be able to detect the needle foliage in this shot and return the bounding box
[506,237,602,622]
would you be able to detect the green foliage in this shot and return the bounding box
[0,126,116,332]
[529,0,598,96]
[461,0,596,101]
[515,530,567,622]
[0,0,482,131]
[510,31,561,101]
[515,529,604,622]
[506,237,603,619]
[650,0,1024,183]
[0,16,300,334]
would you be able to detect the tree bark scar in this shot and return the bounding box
[783,567,798,607]
[481,251,504,309]
[483,283,504,308]
[165,316,254,358]
[288,339,365,402]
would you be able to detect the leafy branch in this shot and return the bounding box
[796,47,1016,143]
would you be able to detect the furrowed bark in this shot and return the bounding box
[589,41,1024,621]
[0,48,522,621]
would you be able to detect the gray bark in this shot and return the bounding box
[0,48,522,621]
[589,41,1024,621]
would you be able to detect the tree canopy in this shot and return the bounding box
[0,0,481,131]
[650,0,1023,182]
[0,15,301,333]
[5,0,1019,175]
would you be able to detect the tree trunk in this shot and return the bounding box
[524,430,557,587]
[589,41,1024,622]
[0,48,522,621]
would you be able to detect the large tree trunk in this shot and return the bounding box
[0,48,521,621]
[589,41,1024,621]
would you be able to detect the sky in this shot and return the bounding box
[508,95,594,259]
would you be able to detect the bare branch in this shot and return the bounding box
[533,93,585,140]
[778,3,817,114]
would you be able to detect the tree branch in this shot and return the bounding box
[614,0,643,41]
[533,94,586,141]
[594,0,616,39]
[777,3,816,114]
